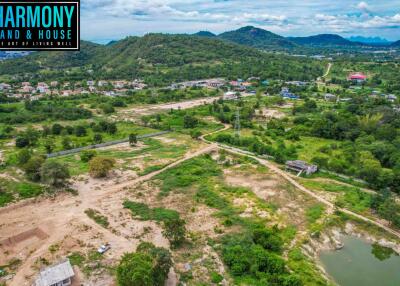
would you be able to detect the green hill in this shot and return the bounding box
[288,34,361,47]
[218,26,297,50]
[0,33,324,85]
[193,31,216,38]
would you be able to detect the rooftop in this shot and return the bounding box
[35,259,74,286]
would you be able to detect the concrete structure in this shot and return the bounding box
[286,160,318,176]
[324,93,336,101]
[35,259,74,286]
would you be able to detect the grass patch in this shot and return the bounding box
[84,209,109,228]
[123,201,179,222]
[306,204,325,224]
[154,154,221,195]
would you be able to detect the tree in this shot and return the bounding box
[89,157,115,178]
[40,161,70,187]
[17,148,32,165]
[136,242,172,286]
[74,125,87,137]
[183,114,199,129]
[190,130,202,140]
[23,156,45,182]
[51,123,63,135]
[100,104,115,114]
[62,136,73,150]
[116,253,154,286]
[162,218,186,248]
[93,133,103,144]
[80,150,97,162]
[129,133,138,146]
[44,138,55,154]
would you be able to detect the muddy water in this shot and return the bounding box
[319,236,400,286]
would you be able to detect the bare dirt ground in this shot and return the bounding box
[257,108,286,119]
[116,93,254,121]
[0,142,217,286]
[224,166,319,232]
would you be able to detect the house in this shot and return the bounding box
[348,72,367,84]
[35,259,75,286]
[98,80,108,87]
[21,82,31,87]
[112,81,127,89]
[324,93,336,101]
[286,160,318,176]
[19,85,35,93]
[37,82,49,93]
[61,90,73,97]
[50,81,59,87]
[223,91,238,100]
[0,83,11,90]
[87,80,95,86]
[280,87,299,100]
[387,94,397,102]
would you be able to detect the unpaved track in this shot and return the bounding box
[0,143,217,286]
[216,143,400,240]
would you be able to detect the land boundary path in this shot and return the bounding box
[1,141,218,286]
[215,142,400,240]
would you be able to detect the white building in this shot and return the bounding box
[35,259,75,286]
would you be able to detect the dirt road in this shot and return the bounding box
[216,143,400,240]
[0,143,218,286]
[118,93,254,117]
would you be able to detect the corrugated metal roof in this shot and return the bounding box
[35,259,74,286]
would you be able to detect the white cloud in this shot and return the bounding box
[80,0,400,41]
[357,2,371,13]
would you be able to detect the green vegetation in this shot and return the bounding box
[117,242,172,286]
[123,201,180,222]
[123,201,186,247]
[84,209,110,228]
[0,34,324,84]
[89,157,115,178]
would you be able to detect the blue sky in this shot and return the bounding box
[80,0,400,43]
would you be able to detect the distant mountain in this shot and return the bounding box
[288,34,360,47]
[391,40,400,47]
[218,26,297,50]
[348,36,391,45]
[193,31,216,38]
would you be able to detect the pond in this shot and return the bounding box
[319,236,400,286]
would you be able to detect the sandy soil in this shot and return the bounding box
[0,143,217,286]
[258,108,286,119]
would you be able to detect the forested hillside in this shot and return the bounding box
[0,34,324,85]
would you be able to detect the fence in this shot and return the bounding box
[47,131,170,158]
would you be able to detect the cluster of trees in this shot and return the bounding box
[291,97,400,192]
[213,133,297,164]
[116,242,172,286]
[222,227,302,285]
[17,150,70,188]
[0,34,324,86]
[0,100,92,124]
[15,121,118,153]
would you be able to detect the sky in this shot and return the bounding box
[80,0,400,43]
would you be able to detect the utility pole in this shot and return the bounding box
[234,107,241,137]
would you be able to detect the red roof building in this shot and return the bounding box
[348,72,367,81]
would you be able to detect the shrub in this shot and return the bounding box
[23,156,45,182]
[163,218,186,248]
[89,157,115,178]
[40,161,70,187]
[80,150,97,162]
